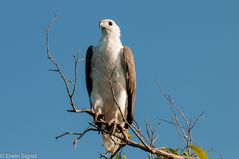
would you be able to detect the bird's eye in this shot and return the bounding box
[108,21,113,26]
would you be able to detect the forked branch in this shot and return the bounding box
[44,15,81,112]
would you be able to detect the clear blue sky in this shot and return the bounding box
[0,0,238,158]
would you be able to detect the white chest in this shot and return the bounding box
[98,37,122,62]
[93,46,122,78]
[91,37,126,95]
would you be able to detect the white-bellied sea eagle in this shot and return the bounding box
[85,19,136,153]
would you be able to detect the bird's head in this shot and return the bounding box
[99,19,121,38]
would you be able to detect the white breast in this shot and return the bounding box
[90,35,127,121]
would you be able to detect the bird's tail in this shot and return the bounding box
[102,129,128,153]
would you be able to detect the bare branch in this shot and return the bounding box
[45,16,80,112]
[99,152,108,159]
[158,118,187,130]
[109,146,123,159]
[57,106,192,159]
[55,128,98,140]
[157,81,205,155]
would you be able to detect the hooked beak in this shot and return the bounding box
[99,20,107,29]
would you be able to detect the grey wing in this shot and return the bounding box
[122,46,136,126]
[85,46,94,106]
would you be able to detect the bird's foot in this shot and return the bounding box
[107,118,120,135]
[94,111,104,125]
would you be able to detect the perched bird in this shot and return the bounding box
[85,19,136,153]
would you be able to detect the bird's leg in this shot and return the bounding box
[91,95,105,124]
[117,124,128,140]
[92,98,105,126]
[107,95,126,136]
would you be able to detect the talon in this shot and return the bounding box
[94,111,104,125]
[106,118,120,135]
[108,117,119,125]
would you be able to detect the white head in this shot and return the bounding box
[99,19,121,38]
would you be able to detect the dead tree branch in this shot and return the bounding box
[157,81,205,154]
[44,15,81,112]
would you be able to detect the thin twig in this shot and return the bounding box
[55,128,98,140]
[191,111,204,130]
[71,52,82,99]
[158,118,187,130]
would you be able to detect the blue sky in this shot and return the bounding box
[0,0,238,158]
